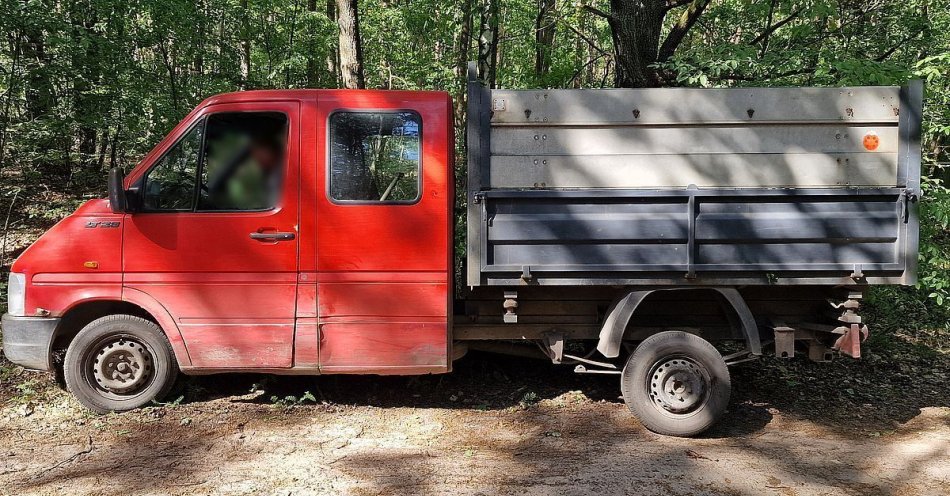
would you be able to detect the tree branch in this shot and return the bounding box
[569,52,608,86]
[710,66,820,82]
[582,5,611,20]
[749,9,801,46]
[566,25,608,56]
[874,31,923,62]
[664,0,694,11]
[657,0,710,63]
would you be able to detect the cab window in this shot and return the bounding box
[142,122,203,211]
[328,111,421,203]
[141,112,289,212]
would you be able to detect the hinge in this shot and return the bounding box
[902,189,919,223]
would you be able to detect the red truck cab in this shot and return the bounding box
[4,73,923,437]
[3,90,454,411]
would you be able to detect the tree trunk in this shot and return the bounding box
[608,0,664,88]
[0,31,23,173]
[535,0,556,79]
[454,0,473,130]
[477,0,499,87]
[336,0,365,89]
[97,130,109,170]
[306,0,318,86]
[326,0,339,85]
[157,40,180,113]
[606,0,710,88]
[239,0,252,89]
[21,29,53,120]
[286,0,300,87]
[71,9,100,165]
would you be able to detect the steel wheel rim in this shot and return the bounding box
[84,335,155,397]
[646,355,710,417]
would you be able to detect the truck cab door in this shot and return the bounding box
[123,101,300,369]
[315,93,452,374]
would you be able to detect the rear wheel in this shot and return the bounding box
[64,315,179,413]
[620,331,730,437]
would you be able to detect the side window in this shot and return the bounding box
[142,122,204,211]
[141,111,288,212]
[198,112,288,211]
[329,111,421,203]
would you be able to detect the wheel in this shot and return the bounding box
[63,315,179,413]
[620,331,730,437]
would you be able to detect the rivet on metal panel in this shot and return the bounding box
[541,135,547,140]
[534,135,539,140]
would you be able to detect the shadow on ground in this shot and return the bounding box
[3,335,949,495]
[174,331,950,436]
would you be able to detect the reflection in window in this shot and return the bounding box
[143,122,204,211]
[329,111,421,202]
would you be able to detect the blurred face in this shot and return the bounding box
[251,142,281,173]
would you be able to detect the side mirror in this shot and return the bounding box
[108,167,129,213]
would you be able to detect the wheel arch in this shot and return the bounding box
[595,287,762,358]
[51,292,191,368]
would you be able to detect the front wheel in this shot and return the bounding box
[64,315,179,413]
[620,331,730,437]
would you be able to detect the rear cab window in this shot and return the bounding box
[328,111,421,204]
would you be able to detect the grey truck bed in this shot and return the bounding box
[465,64,923,288]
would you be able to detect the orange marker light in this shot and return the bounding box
[83,261,99,269]
[863,132,880,151]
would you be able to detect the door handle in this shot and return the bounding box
[249,231,295,241]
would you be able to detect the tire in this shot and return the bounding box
[620,331,730,437]
[64,315,179,413]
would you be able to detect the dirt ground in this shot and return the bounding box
[1,351,948,496]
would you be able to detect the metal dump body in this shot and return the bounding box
[466,65,923,287]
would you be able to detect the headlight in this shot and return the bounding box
[7,272,25,316]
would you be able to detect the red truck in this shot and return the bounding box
[2,66,923,436]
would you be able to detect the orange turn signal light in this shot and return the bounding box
[83,261,99,269]
[863,132,880,151]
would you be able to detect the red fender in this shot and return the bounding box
[122,287,193,367]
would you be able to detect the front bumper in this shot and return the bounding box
[1,314,60,371]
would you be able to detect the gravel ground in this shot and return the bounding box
[1,352,948,495]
